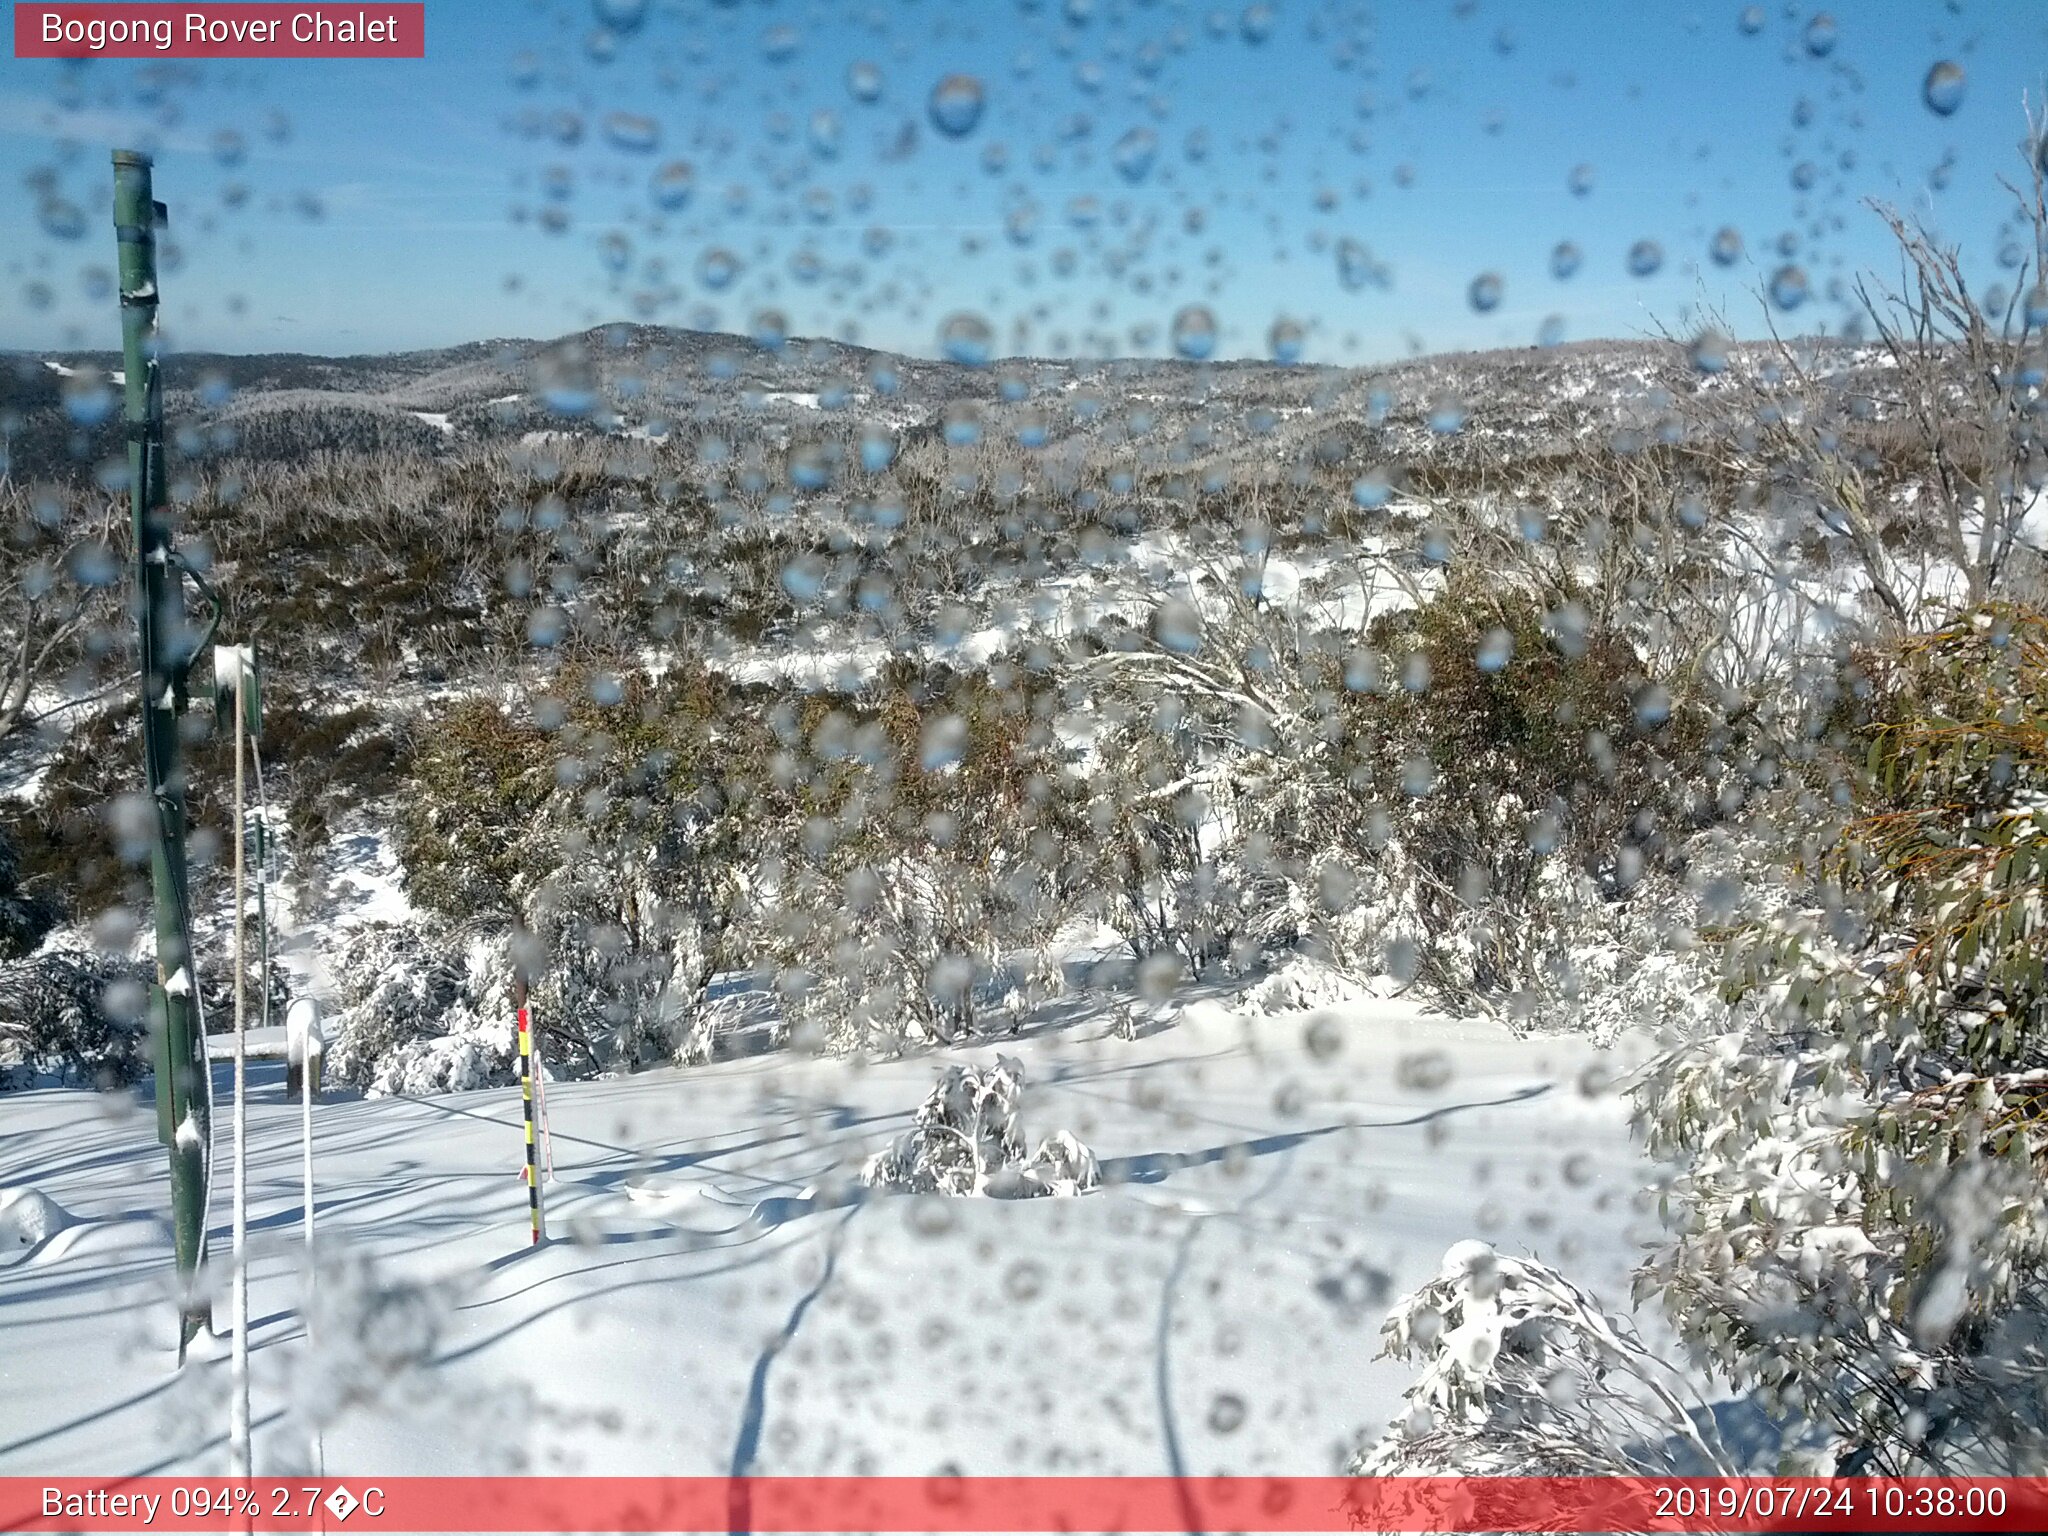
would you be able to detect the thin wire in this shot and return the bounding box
[539,1048,556,1183]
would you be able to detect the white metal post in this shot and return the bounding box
[287,997,323,1481]
[228,653,251,1479]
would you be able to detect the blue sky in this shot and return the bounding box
[2,0,2044,362]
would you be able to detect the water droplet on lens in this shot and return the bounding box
[698,247,741,289]
[751,309,788,351]
[859,429,896,473]
[1268,317,1304,363]
[1922,61,1964,117]
[650,160,695,209]
[1626,239,1664,277]
[38,199,86,241]
[602,111,660,153]
[1397,1051,1453,1092]
[1336,237,1385,291]
[1768,264,1809,310]
[920,715,969,772]
[1475,628,1512,673]
[1351,470,1391,509]
[939,312,994,366]
[61,378,115,426]
[594,0,648,31]
[848,60,885,103]
[66,542,120,587]
[1303,1014,1342,1060]
[1004,200,1040,245]
[942,404,983,446]
[1467,272,1503,312]
[1138,951,1182,1004]
[928,74,987,137]
[1709,225,1743,266]
[527,607,567,647]
[781,554,826,602]
[1152,598,1204,654]
[1112,126,1158,182]
[1207,1393,1247,1434]
[1802,12,1837,56]
[1550,241,1581,280]
[1169,305,1218,360]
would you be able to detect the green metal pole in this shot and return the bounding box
[114,149,210,1352]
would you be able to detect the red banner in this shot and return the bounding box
[13,5,424,59]
[3,1477,2046,1533]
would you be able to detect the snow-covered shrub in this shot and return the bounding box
[1353,1240,1725,1478]
[1637,608,2048,1473]
[324,922,516,1096]
[862,1056,1100,1197]
[1244,953,1377,1014]
[1023,1128,1101,1196]
[0,1186,74,1259]
[0,830,57,961]
[395,696,555,928]
[761,673,1085,1053]
[1332,583,1707,1005]
[1074,573,1717,1013]
[1085,715,1281,974]
[0,947,150,1091]
[398,681,763,1069]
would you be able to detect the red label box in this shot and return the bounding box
[14,4,425,58]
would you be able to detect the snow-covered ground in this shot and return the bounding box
[0,994,1671,1478]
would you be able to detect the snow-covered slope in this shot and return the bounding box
[0,995,1667,1478]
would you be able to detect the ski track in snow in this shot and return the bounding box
[0,998,1677,1477]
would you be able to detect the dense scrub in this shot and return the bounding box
[1637,606,2048,1473]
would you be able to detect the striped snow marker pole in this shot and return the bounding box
[518,1007,545,1244]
